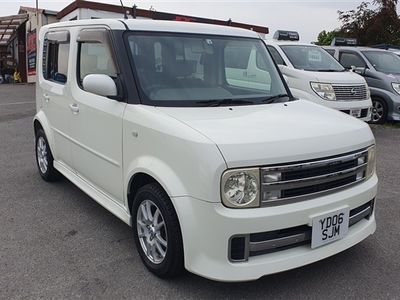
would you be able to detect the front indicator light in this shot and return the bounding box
[221,168,260,208]
[366,145,376,180]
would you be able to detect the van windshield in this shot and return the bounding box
[127,33,289,107]
[280,45,345,72]
[362,50,400,73]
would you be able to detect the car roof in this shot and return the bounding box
[264,40,320,47]
[44,18,260,39]
[323,46,389,52]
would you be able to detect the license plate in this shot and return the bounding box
[311,207,350,249]
[351,109,361,118]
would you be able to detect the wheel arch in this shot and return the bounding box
[33,112,55,153]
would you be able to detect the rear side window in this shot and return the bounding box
[339,52,366,69]
[43,32,70,84]
[266,45,286,65]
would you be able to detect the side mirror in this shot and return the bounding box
[82,74,118,98]
[354,67,367,76]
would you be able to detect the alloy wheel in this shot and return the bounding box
[136,199,168,264]
[37,136,48,174]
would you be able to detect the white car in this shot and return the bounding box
[264,32,372,121]
[34,19,377,282]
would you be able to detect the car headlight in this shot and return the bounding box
[221,168,260,208]
[310,82,336,100]
[392,83,400,95]
[366,145,376,180]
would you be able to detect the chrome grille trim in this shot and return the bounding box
[261,148,370,207]
[332,84,368,101]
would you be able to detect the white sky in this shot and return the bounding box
[0,0,369,42]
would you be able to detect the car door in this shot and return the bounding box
[40,30,74,169]
[69,28,126,204]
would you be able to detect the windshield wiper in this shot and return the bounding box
[262,94,290,104]
[196,99,255,107]
[315,69,346,72]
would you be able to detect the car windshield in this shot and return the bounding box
[280,45,345,72]
[126,33,289,106]
[362,50,400,73]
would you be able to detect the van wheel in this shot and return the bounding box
[132,183,184,278]
[35,129,61,182]
[370,98,388,124]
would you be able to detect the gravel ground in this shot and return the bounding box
[0,84,399,299]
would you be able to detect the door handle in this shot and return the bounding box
[43,94,50,103]
[69,103,80,114]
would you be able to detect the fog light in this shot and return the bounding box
[263,190,281,200]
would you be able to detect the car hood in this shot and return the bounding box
[384,72,400,83]
[157,100,375,168]
[310,70,366,84]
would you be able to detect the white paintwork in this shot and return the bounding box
[35,19,378,282]
[82,74,118,97]
[264,40,373,120]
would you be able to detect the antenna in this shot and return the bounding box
[119,0,128,19]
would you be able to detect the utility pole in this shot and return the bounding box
[36,0,39,27]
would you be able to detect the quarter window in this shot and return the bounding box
[266,45,286,65]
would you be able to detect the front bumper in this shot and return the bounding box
[172,174,377,282]
[298,91,372,121]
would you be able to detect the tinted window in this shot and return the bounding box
[339,52,366,69]
[362,50,400,73]
[266,45,285,65]
[280,45,344,71]
[78,42,117,83]
[43,41,69,84]
[225,46,251,69]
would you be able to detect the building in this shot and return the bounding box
[57,0,269,38]
[1,0,268,83]
[0,7,57,83]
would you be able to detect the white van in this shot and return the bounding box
[264,31,372,120]
[34,20,377,282]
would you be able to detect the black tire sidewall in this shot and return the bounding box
[371,98,388,124]
[35,129,58,181]
[132,184,184,277]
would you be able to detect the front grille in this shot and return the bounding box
[261,148,371,206]
[333,84,368,101]
[229,199,374,262]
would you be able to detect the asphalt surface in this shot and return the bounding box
[0,84,399,299]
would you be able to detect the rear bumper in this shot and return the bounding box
[172,174,377,282]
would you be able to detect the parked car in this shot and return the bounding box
[264,31,372,121]
[34,19,378,282]
[325,45,400,124]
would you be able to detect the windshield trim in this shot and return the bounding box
[123,31,293,107]
[279,44,345,72]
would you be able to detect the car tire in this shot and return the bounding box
[35,129,61,182]
[132,183,184,278]
[370,97,388,124]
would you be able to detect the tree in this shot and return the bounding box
[315,0,400,46]
[339,0,400,45]
[315,30,340,45]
